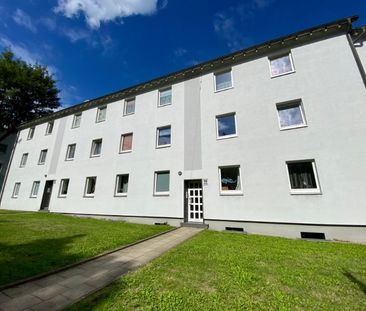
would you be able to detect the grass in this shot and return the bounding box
[0,209,170,286]
[70,230,366,310]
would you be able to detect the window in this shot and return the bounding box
[124,98,135,115]
[214,69,233,92]
[277,100,306,130]
[120,133,133,153]
[30,181,40,198]
[286,160,321,194]
[45,121,54,135]
[84,177,96,196]
[0,144,7,153]
[59,179,69,197]
[38,149,48,165]
[96,106,107,122]
[269,53,295,77]
[20,153,28,167]
[65,144,76,160]
[72,113,82,128]
[115,174,129,196]
[154,171,170,195]
[159,87,172,107]
[27,127,35,140]
[156,126,171,148]
[90,139,102,157]
[216,113,237,139]
[12,182,21,198]
[219,166,242,194]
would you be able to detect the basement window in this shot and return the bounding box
[300,232,326,240]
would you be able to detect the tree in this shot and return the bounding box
[0,50,60,141]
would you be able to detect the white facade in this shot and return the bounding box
[1,17,366,242]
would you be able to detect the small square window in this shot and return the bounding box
[159,87,172,107]
[115,174,129,196]
[59,179,69,197]
[72,113,82,128]
[66,144,76,160]
[269,53,295,77]
[124,98,135,116]
[214,69,233,92]
[277,100,306,130]
[286,160,321,194]
[45,121,54,135]
[30,181,40,198]
[156,126,171,148]
[90,139,102,157]
[0,144,7,153]
[154,171,170,195]
[219,166,242,194]
[84,177,96,197]
[38,149,48,165]
[20,153,28,167]
[96,106,107,123]
[120,133,133,153]
[27,127,35,140]
[216,113,237,139]
[12,182,21,198]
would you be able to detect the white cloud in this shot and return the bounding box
[62,28,90,42]
[39,17,57,31]
[13,9,37,33]
[0,37,41,64]
[55,0,160,29]
[174,48,187,57]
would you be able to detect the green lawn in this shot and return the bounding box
[71,230,366,310]
[0,210,170,286]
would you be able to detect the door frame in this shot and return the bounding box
[40,180,55,211]
[184,179,204,223]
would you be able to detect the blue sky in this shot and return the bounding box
[1,0,366,108]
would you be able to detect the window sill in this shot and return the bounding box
[153,193,170,197]
[95,120,106,123]
[38,163,45,165]
[11,196,18,199]
[123,112,135,117]
[290,189,322,195]
[214,86,233,93]
[115,193,127,197]
[45,133,52,136]
[270,70,295,79]
[83,194,95,198]
[30,196,38,199]
[216,134,238,140]
[19,166,25,168]
[71,126,80,129]
[58,195,67,198]
[158,103,172,108]
[280,124,307,131]
[119,150,132,154]
[65,158,74,161]
[156,144,171,149]
[220,191,243,196]
[90,155,101,158]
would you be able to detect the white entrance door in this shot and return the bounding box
[187,181,203,222]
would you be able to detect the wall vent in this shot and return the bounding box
[225,227,244,232]
[154,222,167,226]
[300,232,326,240]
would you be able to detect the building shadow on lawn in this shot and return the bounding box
[0,234,86,287]
[343,270,366,294]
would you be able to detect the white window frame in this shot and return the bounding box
[38,149,48,165]
[154,171,170,196]
[72,113,82,128]
[114,174,129,197]
[58,178,70,198]
[276,99,307,131]
[156,125,171,148]
[27,127,35,140]
[84,176,97,197]
[218,165,243,196]
[119,133,133,153]
[30,181,40,198]
[286,160,321,195]
[96,106,107,123]
[123,98,136,116]
[45,121,54,135]
[12,182,21,198]
[20,153,28,167]
[90,139,102,157]
[268,52,295,78]
[158,87,172,107]
[216,113,238,140]
[214,69,233,92]
[65,144,76,161]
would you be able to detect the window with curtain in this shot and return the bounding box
[90,139,102,157]
[159,87,172,106]
[72,113,82,128]
[157,126,171,147]
[269,53,294,77]
[66,144,76,160]
[124,98,135,115]
[214,69,232,91]
[96,106,107,122]
[120,133,133,152]
[115,174,129,195]
[31,181,40,198]
[287,161,318,190]
[155,171,170,194]
[220,166,242,193]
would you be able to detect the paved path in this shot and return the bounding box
[0,227,203,311]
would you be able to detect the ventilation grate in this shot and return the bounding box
[225,227,244,232]
[300,232,326,240]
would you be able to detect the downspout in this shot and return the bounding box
[0,131,20,206]
[346,32,366,89]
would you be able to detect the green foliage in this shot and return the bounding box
[0,210,170,286]
[71,230,366,310]
[0,50,60,140]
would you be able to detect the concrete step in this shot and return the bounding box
[180,222,209,229]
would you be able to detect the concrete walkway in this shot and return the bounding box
[0,227,203,311]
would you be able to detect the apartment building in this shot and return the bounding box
[1,16,366,243]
